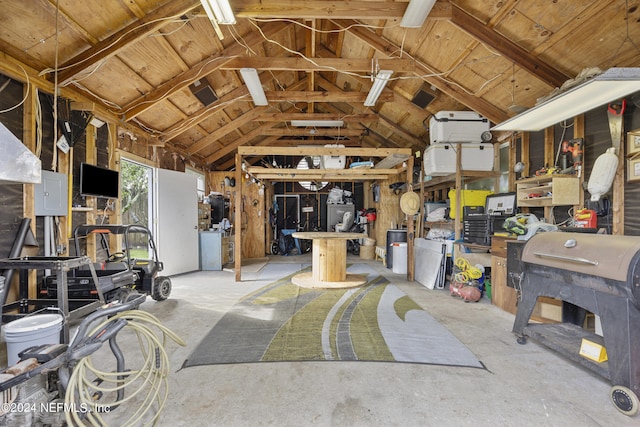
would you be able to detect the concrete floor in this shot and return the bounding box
[3,254,639,426]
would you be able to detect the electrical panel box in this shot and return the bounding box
[35,170,68,216]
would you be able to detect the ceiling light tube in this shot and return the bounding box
[201,0,236,25]
[492,68,640,131]
[364,70,393,107]
[400,0,436,28]
[240,68,268,106]
[291,120,344,127]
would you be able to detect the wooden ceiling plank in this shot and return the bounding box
[331,19,508,124]
[206,122,281,164]
[449,4,570,88]
[233,0,453,20]
[186,106,268,154]
[45,0,100,44]
[162,85,254,142]
[121,21,288,121]
[220,57,415,73]
[314,76,424,149]
[56,0,200,85]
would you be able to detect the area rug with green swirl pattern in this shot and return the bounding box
[182,265,483,368]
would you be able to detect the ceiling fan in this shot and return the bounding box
[508,63,527,115]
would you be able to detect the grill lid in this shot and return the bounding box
[521,232,640,282]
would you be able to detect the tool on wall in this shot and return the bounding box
[607,99,626,149]
[560,138,584,176]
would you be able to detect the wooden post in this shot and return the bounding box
[234,152,242,281]
[406,155,414,282]
[22,79,37,299]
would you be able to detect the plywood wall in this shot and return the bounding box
[373,178,404,249]
[207,171,266,258]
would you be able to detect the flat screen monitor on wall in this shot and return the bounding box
[79,162,119,199]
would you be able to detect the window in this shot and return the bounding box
[186,166,206,200]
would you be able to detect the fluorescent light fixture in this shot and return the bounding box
[201,0,236,25]
[400,0,436,28]
[493,68,640,131]
[291,120,344,127]
[240,68,268,106]
[364,70,393,107]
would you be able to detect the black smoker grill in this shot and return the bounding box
[512,232,640,416]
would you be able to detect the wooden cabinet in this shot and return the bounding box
[491,235,518,314]
[491,255,517,314]
[515,174,579,207]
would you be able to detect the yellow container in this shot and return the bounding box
[448,189,493,219]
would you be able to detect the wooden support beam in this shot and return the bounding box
[120,21,289,121]
[257,113,378,122]
[331,19,509,124]
[260,128,365,137]
[220,57,416,73]
[238,146,411,158]
[264,90,394,103]
[234,0,453,19]
[56,0,199,85]
[450,4,570,89]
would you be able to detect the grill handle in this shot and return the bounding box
[532,252,599,266]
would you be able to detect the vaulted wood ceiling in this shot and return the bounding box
[1,0,639,170]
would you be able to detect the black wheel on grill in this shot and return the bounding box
[610,385,639,416]
[516,336,527,345]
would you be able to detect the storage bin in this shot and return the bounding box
[423,143,494,176]
[429,111,490,145]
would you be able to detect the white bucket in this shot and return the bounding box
[391,242,408,274]
[3,314,63,366]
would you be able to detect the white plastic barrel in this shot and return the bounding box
[3,314,63,366]
[391,242,408,274]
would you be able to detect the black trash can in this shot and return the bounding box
[386,229,407,269]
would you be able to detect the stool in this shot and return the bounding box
[375,246,386,266]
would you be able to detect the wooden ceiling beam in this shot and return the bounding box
[220,57,415,73]
[205,122,280,164]
[55,0,200,86]
[265,90,394,103]
[185,106,268,154]
[315,76,424,149]
[331,19,508,124]
[121,21,289,121]
[246,167,397,181]
[449,4,570,88]
[233,0,453,20]
[238,146,410,157]
[257,113,378,122]
[261,128,365,137]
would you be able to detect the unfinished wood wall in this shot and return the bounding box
[207,171,266,258]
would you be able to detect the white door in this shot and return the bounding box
[155,169,199,276]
